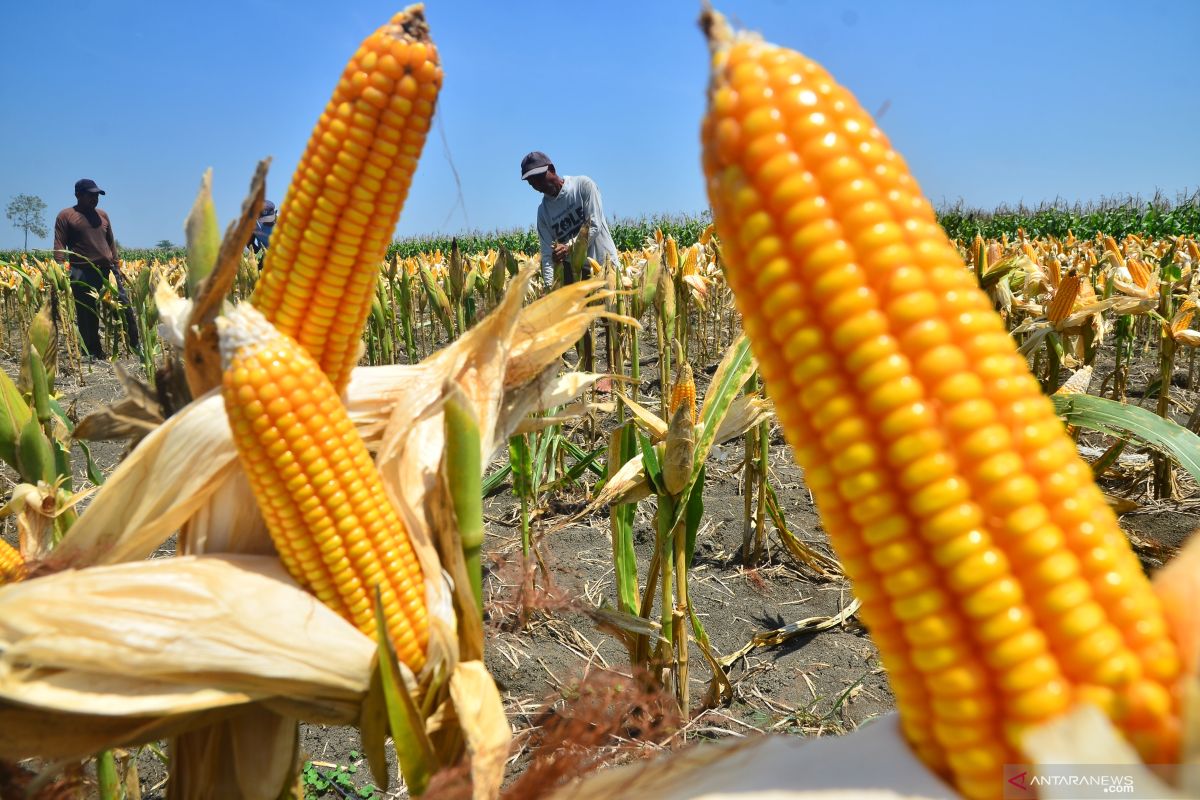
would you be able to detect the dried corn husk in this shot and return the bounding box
[0,555,374,761]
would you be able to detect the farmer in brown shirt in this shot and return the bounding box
[53,179,140,359]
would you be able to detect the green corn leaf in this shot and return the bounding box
[684,463,705,571]
[78,440,106,486]
[693,335,755,481]
[481,462,512,496]
[638,430,663,494]
[1052,393,1200,484]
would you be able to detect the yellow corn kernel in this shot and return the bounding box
[218,304,428,671]
[0,539,24,585]
[700,10,1181,797]
[252,5,443,392]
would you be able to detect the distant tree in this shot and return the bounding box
[155,239,176,249]
[6,194,48,251]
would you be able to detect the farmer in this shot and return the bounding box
[248,199,277,255]
[53,179,140,360]
[521,151,619,291]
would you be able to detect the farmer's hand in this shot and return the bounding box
[552,243,569,263]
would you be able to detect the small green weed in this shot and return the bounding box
[301,753,379,800]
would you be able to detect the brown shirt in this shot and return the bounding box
[54,205,119,268]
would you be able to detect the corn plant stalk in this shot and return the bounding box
[1153,243,1181,498]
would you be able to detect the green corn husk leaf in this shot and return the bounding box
[448,238,465,302]
[1051,393,1200,484]
[185,169,220,295]
[371,592,438,796]
[640,252,662,311]
[184,160,268,397]
[465,266,482,299]
[569,222,591,277]
[656,257,676,329]
[19,299,58,393]
[133,264,153,305]
[28,344,51,425]
[978,254,1028,292]
[16,416,54,485]
[419,265,455,339]
[442,386,485,618]
[371,293,386,328]
[0,370,38,471]
[489,247,510,302]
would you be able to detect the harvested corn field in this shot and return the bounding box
[2,4,1199,800]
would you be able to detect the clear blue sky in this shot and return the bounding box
[2,1,1197,250]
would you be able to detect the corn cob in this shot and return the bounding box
[0,539,23,585]
[1127,257,1153,289]
[1045,270,1080,325]
[668,363,697,424]
[218,304,428,670]
[251,4,443,392]
[700,11,1181,798]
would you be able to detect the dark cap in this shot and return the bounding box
[520,151,553,180]
[75,178,105,195]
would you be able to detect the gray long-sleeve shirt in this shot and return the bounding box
[535,175,620,287]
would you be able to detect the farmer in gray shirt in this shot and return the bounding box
[521,151,620,290]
